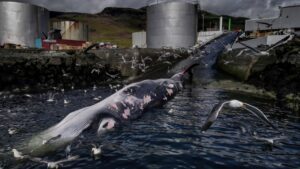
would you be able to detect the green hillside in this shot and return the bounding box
[50,8,247,48]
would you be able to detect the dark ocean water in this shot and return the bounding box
[1,33,299,169]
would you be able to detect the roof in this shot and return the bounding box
[280,4,300,9]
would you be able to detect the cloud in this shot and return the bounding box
[200,0,300,18]
[1,0,300,18]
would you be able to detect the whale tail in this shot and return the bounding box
[171,63,199,81]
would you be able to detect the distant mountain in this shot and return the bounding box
[50,8,247,48]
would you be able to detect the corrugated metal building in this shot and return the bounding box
[52,21,89,41]
[0,1,49,47]
[132,31,147,48]
[245,5,300,32]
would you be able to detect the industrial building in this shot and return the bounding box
[245,5,300,36]
[0,1,49,48]
[132,31,147,48]
[51,21,89,41]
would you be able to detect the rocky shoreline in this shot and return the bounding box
[0,48,189,93]
[217,36,300,112]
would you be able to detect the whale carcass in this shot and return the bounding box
[18,64,199,157]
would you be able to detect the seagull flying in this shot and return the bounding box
[201,100,277,131]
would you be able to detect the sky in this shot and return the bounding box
[2,0,300,18]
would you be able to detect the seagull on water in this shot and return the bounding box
[252,135,287,145]
[201,100,277,131]
[91,144,103,156]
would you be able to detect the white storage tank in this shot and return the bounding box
[146,1,198,49]
[0,1,49,47]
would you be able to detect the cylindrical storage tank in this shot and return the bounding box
[52,21,89,41]
[0,1,49,47]
[147,1,198,49]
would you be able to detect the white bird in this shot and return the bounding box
[12,149,26,160]
[91,68,101,75]
[65,145,71,157]
[93,96,102,101]
[24,94,32,98]
[253,135,287,145]
[91,144,103,156]
[202,100,277,131]
[64,99,70,105]
[30,155,79,169]
[93,85,97,91]
[223,60,233,65]
[236,48,248,57]
[105,72,119,79]
[163,61,172,65]
[121,55,128,63]
[8,128,17,135]
[47,93,57,103]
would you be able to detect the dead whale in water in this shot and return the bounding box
[17,64,199,157]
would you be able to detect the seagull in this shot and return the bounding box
[93,96,102,101]
[64,99,71,105]
[236,48,248,57]
[93,85,97,91]
[91,144,103,156]
[8,128,17,135]
[105,72,119,79]
[47,93,57,103]
[30,155,79,169]
[121,55,129,63]
[12,149,27,160]
[223,60,233,65]
[163,61,172,65]
[201,100,277,131]
[91,68,101,75]
[24,94,32,98]
[252,135,287,145]
[143,56,153,62]
[65,145,71,157]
